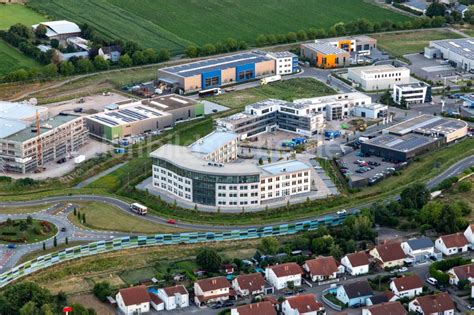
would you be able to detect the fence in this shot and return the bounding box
[0,212,356,287]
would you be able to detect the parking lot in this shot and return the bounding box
[337,149,400,186]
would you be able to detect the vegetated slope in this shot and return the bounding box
[0,40,39,75]
[0,4,47,30]
[28,0,409,52]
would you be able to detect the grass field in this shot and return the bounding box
[212,78,336,109]
[27,0,408,53]
[67,201,187,233]
[0,40,40,75]
[0,219,57,244]
[0,4,47,30]
[373,29,465,57]
[0,204,52,214]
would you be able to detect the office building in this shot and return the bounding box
[424,38,474,71]
[393,82,432,106]
[150,131,312,208]
[353,103,388,119]
[157,52,275,93]
[347,65,411,91]
[265,51,298,75]
[86,94,203,141]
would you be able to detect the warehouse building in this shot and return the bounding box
[393,82,432,106]
[86,94,203,141]
[264,51,299,75]
[157,52,276,93]
[150,132,312,208]
[0,101,88,174]
[300,42,350,68]
[315,35,377,56]
[424,38,474,71]
[32,20,81,41]
[361,115,468,162]
[347,65,411,91]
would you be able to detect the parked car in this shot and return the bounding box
[337,209,347,215]
[7,244,16,249]
[60,227,66,232]
[167,219,177,224]
[398,267,408,273]
[426,277,438,286]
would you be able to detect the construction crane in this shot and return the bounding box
[36,110,43,171]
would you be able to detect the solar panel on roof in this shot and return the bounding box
[119,109,148,120]
[106,112,136,123]
[136,106,161,116]
[94,116,119,126]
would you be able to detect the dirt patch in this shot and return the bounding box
[44,276,92,295]
[69,294,115,315]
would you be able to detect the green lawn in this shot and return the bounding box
[0,219,57,244]
[212,78,336,109]
[0,204,52,214]
[67,201,187,233]
[28,0,409,53]
[0,4,47,30]
[0,40,39,75]
[373,29,465,57]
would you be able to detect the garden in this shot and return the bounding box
[0,217,57,244]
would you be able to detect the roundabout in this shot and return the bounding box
[0,218,57,245]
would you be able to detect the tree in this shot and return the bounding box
[75,59,94,74]
[43,242,46,251]
[2,282,53,314]
[258,157,264,165]
[50,39,60,49]
[185,45,199,58]
[35,24,48,38]
[311,235,334,255]
[26,215,33,225]
[41,64,58,77]
[82,213,86,224]
[465,6,474,24]
[286,32,297,42]
[400,183,430,210]
[224,38,238,51]
[132,50,145,65]
[259,237,279,255]
[256,34,267,47]
[20,301,37,315]
[93,55,109,70]
[196,247,222,272]
[202,43,216,56]
[58,61,75,76]
[458,180,472,192]
[93,282,113,302]
[400,97,408,109]
[426,2,446,17]
[119,54,133,67]
[65,237,68,245]
[40,304,54,315]
[329,243,343,260]
[296,30,307,41]
[143,48,158,63]
[123,41,140,55]
[158,48,171,62]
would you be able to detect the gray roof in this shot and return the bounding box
[405,0,428,12]
[266,51,298,58]
[342,280,374,299]
[431,38,474,60]
[387,115,467,136]
[190,131,238,155]
[406,237,434,251]
[365,133,436,153]
[301,42,348,55]
[0,101,47,121]
[33,20,81,37]
[0,118,28,139]
[260,160,311,176]
[159,52,272,78]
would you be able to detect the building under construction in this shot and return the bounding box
[0,101,88,174]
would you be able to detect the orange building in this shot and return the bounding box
[301,42,350,69]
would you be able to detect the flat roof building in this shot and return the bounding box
[264,51,298,75]
[86,94,203,141]
[0,101,48,122]
[157,52,276,93]
[393,82,432,106]
[348,65,411,91]
[425,38,474,71]
[150,131,312,208]
[361,115,468,162]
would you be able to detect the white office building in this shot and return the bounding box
[393,82,431,106]
[265,51,298,75]
[347,65,411,91]
[353,103,388,119]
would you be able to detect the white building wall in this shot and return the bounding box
[393,84,428,105]
[341,256,369,276]
[153,165,193,201]
[435,238,469,256]
[260,170,311,201]
[116,293,150,315]
[265,269,301,290]
[348,67,410,91]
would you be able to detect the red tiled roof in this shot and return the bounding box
[373,242,405,263]
[452,263,474,280]
[268,263,303,278]
[195,292,229,303]
[163,284,188,296]
[118,285,150,306]
[286,294,324,313]
[365,301,407,315]
[440,232,468,248]
[196,276,230,292]
[149,293,163,305]
[263,296,278,305]
[414,292,454,314]
[346,251,369,267]
[304,256,339,277]
[235,273,265,293]
[234,301,276,315]
[392,275,423,292]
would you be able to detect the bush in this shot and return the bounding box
[93,282,113,302]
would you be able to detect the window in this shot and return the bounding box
[205,76,219,87]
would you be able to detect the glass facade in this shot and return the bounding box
[153,158,259,205]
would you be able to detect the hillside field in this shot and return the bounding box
[28,0,409,53]
[0,40,40,75]
[0,4,47,30]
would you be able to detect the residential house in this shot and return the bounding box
[369,242,406,269]
[232,273,266,297]
[157,284,189,310]
[362,301,407,315]
[265,262,303,290]
[401,237,436,264]
[281,294,325,315]
[194,276,231,307]
[341,251,370,276]
[408,292,454,315]
[389,275,424,299]
[231,301,277,315]
[149,292,164,312]
[366,292,397,306]
[464,224,474,245]
[98,46,122,62]
[116,285,151,315]
[435,232,469,256]
[303,256,344,282]
[448,263,474,286]
[336,280,374,307]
